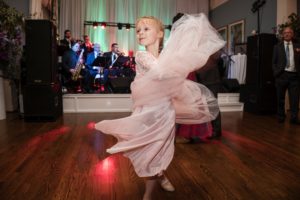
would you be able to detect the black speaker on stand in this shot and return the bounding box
[109,77,132,93]
[23,20,62,121]
[23,83,62,121]
[240,34,278,114]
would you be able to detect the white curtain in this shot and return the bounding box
[29,0,58,19]
[59,0,86,40]
[29,0,45,19]
[59,0,209,53]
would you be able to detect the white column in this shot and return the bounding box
[4,79,18,112]
[0,71,6,120]
[277,0,297,25]
[210,0,229,10]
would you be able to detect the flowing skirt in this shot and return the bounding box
[95,100,175,177]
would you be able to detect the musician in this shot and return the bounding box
[81,35,93,60]
[62,42,93,93]
[58,30,75,57]
[103,43,124,77]
[60,30,74,49]
[86,43,109,85]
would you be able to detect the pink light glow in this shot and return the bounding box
[43,126,71,142]
[20,126,71,155]
[27,136,42,148]
[87,122,96,130]
[128,50,134,57]
[94,157,115,175]
[93,156,116,184]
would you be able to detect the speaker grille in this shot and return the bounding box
[25,20,58,85]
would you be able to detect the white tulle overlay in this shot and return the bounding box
[95,13,225,177]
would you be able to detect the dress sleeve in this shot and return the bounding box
[157,13,226,78]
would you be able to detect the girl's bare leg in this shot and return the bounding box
[143,177,157,200]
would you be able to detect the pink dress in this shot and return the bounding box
[176,72,212,139]
[95,13,225,177]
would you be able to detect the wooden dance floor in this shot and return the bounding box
[0,112,300,200]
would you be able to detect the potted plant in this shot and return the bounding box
[0,0,24,79]
[0,0,24,117]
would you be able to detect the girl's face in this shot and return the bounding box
[136,19,163,47]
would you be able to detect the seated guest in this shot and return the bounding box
[62,42,93,93]
[86,43,109,88]
[103,43,125,77]
[196,51,223,139]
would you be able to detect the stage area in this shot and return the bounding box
[63,93,244,113]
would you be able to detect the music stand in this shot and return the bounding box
[92,56,107,67]
[116,56,130,64]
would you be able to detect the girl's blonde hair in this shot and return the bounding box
[136,16,165,53]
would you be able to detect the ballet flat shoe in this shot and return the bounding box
[160,178,175,192]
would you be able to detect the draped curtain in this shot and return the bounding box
[59,0,86,42]
[59,0,208,54]
[29,0,51,19]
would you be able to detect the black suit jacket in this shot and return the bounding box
[60,38,74,48]
[62,50,78,72]
[103,51,123,68]
[272,40,300,78]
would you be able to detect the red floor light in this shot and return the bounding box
[87,122,96,130]
[93,156,117,184]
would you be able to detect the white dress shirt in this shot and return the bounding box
[284,41,295,72]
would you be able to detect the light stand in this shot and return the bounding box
[251,0,266,34]
[251,0,266,86]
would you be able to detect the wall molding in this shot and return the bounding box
[63,93,243,113]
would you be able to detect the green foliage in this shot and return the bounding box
[0,0,24,79]
[0,1,24,34]
[278,13,300,37]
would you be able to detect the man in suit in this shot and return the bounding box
[62,42,92,93]
[272,26,300,124]
[60,30,74,49]
[103,43,124,77]
[86,43,109,89]
[58,30,75,57]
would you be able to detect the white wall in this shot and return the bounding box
[277,0,297,25]
[176,0,209,15]
[210,0,229,10]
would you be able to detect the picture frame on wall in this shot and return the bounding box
[217,26,227,42]
[234,42,247,55]
[228,19,245,54]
